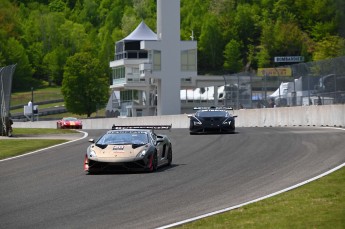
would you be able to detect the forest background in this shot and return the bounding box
[1,0,345,92]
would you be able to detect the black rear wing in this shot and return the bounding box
[111,125,172,130]
[193,106,233,110]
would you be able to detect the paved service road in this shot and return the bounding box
[1,127,344,229]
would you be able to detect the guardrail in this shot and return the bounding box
[11,106,67,121]
[10,99,64,110]
[12,104,345,129]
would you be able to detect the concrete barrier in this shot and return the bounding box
[13,104,345,129]
[234,104,345,127]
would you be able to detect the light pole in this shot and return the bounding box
[31,87,34,122]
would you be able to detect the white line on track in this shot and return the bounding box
[156,127,345,229]
[0,131,88,162]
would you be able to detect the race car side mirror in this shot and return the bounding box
[88,139,95,143]
[187,114,193,118]
[156,139,164,143]
[156,135,164,143]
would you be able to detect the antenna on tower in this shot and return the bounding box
[190,30,194,40]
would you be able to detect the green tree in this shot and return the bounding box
[99,0,130,30]
[231,3,261,67]
[272,20,306,56]
[62,52,109,117]
[2,0,345,85]
[313,35,345,61]
[78,0,100,26]
[209,0,236,42]
[98,28,114,70]
[223,39,243,73]
[43,46,68,85]
[181,0,210,41]
[5,38,35,91]
[0,0,21,39]
[40,12,65,53]
[121,6,139,36]
[232,4,261,49]
[27,42,45,81]
[133,0,154,20]
[256,46,271,68]
[48,0,66,12]
[59,20,88,55]
[198,13,224,72]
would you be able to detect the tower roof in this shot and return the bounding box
[123,21,157,41]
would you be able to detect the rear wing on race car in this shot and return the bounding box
[193,106,233,110]
[111,125,172,130]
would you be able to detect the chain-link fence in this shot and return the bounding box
[0,64,16,136]
[221,73,255,109]
[223,56,345,109]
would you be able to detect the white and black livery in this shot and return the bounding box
[84,125,172,173]
[188,107,237,135]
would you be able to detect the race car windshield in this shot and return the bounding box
[197,111,229,117]
[63,117,78,121]
[97,132,149,145]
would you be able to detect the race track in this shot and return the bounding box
[1,127,344,229]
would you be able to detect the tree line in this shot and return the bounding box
[1,0,345,93]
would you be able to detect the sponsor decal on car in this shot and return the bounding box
[113,146,124,150]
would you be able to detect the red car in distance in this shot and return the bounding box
[57,117,83,129]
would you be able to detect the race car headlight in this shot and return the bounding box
[89,150,97,158]
[193,121,202,125]
[136,150,147,158]
[222,119,232,125]
[192,117,202,125]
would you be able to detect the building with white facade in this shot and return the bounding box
[108,0,198,117]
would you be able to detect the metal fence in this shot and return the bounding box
[0,64,16,136]
[223,56,345,109]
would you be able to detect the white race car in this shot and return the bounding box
[84,125,172,173]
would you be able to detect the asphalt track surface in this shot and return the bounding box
[1,127,345,229]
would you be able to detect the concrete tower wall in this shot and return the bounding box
[157,0,180,42]
[156,0,182,115]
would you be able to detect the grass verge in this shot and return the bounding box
[11,87,63,106]
[10,102,65,114]
[0,139,68,160]
[178,167,345,229]
[0,128,78,160]
[12,128,78,135]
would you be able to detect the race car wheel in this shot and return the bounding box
[167,147,172,165]
[230,122,235,130]
[87,168,97,175]
[149,152,158,172]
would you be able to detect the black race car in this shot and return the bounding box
[188,107,237,134]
